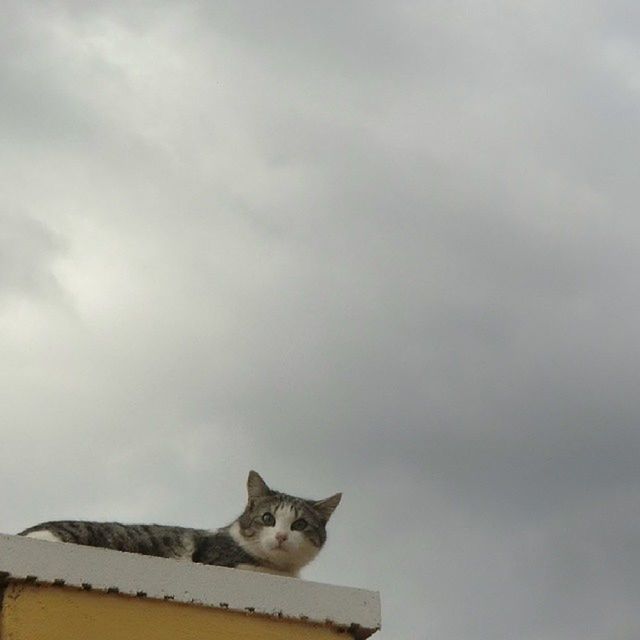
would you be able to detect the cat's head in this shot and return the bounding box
[235,470,342,574]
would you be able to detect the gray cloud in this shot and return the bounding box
[0,211,63,297]
[1,2,640,639]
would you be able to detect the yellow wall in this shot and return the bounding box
[0,583,345,640]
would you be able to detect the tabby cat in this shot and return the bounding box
[20,471,341,577]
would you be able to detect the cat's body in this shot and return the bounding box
[19,471,341,578]
[20,522,258,568]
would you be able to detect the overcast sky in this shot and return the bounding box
[2,2,640,638]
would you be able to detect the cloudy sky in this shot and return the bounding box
[2,1,640,638]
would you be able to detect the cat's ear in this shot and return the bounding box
[313,493,342,521]
[247,470,271,499]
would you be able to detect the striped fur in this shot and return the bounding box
[19,471,341,578]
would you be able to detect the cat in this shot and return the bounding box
[19,470,341,578]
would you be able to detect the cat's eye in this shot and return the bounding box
[291,518,307,531]
[261,512,275,526]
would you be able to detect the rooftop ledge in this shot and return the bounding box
[0,533,380,639]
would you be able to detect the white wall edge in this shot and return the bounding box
[0,534,380,637]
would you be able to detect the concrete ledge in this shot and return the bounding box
[0,534,380,638]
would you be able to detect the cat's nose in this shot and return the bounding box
[275,532,288,544]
